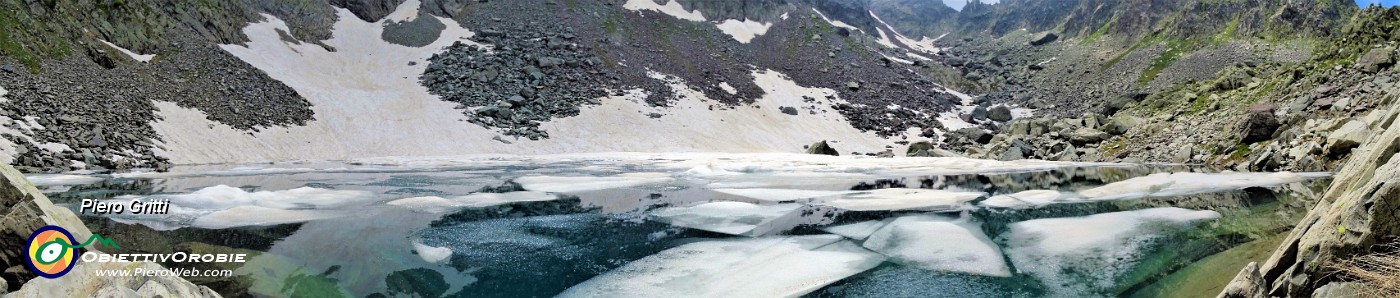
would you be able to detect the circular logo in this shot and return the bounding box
[25,225,78,278]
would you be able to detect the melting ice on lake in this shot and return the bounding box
[32,153,1332,297]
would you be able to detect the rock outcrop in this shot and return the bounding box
[1221,105,1400,297]
[0,164,217,296]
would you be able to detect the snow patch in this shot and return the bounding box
[715,19,772,43]
[99,40,156,63]
[622,0,706,21]
[863,215,1010,277]
[383,0,421,22]
[192,206,335,229]
[812,8,861,33]
[717,82,737,94]
[559,235,885,298]
[980,190,1068,209]
[1001,207,1222,296]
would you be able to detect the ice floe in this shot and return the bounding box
[411,240,452,264]
[863,215,1010,277]
[25,174,105,186]
[822,220,890,241]
[387,191,559,212]
[1000,207,1222,296]
[514,173,673,193]
[980,190,1070,209]
[156,185,376,210]
[1077,172,1329,201]
[818,188,985,212]
[648,201,803,236]
[559,235,885,298]
[710,188,858,202]
[191,206,336,229]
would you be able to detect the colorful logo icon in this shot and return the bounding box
[25,225,78,278]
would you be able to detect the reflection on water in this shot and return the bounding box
[34,155,1329,298]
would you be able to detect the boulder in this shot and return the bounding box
[846,81,860,91]
[1100,93,1148,116]
[970,106,989,121]
[1029,32,1058,46]
[1068,127,1109,144]
[948,127,993,144]
[1325,120,1368,156]
[988,105,1013,122]
[997,147,1024,161]
[1102,118,1131,135]
[779,106,798,115]
[906,141,935,157]
[1356,47,1395,74]
[1218,262,1266,298]
[1239,104,1280,143]
[805,140,839,156]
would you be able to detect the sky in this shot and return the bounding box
[1356,0,1400,7]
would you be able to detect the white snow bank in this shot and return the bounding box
[99,40,156,62]
[191,206,335,229]
[411,240,452,263]
[821,219,889,241]
[710,188,858,202]
[812,8,861,33]
[649,201,802,236]
[818,188,984,211]
[980,190,1069,209]
[559,235,885,298]
[1077,172,1329,201]
[622,0,706,21]
[26,174,105,186]
[863,215,1010,277]
[715,19,772,43]
[387,191,558,212]
[1001,207,1222,296]
[383,0,421,22]
[514,173,673,193]
[717,82,737,94]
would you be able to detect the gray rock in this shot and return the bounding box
[1102,118,1131,135]
[1068,127,1109,144]
[1029,32,1059,46]
[780,106,798,115]
[997,147,1024,161]
[1325,120,1368,156]
[846,81,860,91]
[906,141,935,157]
[950,127,993,144]
[1310,282,1369,298]
[988,105,1012,122]
[970,106,989,121]
[1172,147,1193,164]
[1239,104,1280,143]
[1356,46,1395,74]
[536,57,565,68]
[1218,262,1266,298]
[806,140,839,156]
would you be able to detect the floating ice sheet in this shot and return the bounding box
[822,220,890,241]
[191,206,336,229]
[862,215,1010,277]
[1000,207,1221,296]
[649,202,803,236]
[559,235,885,298]
[710,188,858,202]
[980,190,1069,209]
[514,173,673,193]
[411,240,452,264]
[387,191,558,213]
[1077,172,1328,201]
[818,188,985,212]
[26,174,104,186]
[155,185,376,210]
